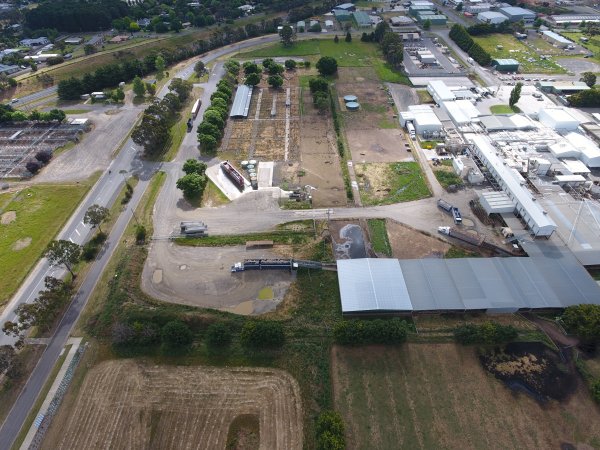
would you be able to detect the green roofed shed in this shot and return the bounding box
[491,58,520,72]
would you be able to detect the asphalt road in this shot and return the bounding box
[0,31,288,449]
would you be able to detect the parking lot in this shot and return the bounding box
[403,38,464,77]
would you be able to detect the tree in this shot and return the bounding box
[313,91,329,113]
[562,304,600,344]
[132,113,170,155]
[509,82,522,107]
[35,151,52,164]
[155,54,166,78]
[316,411,346,450]
[240,321,285,348]
[309,77,329,93]
[26,160,41,174]
[309,23,322,32]
[581,72,597,88]
[334,34,339,43]
[171,19,183,33]
[44,240,81,278]
[456,2,463,11]
[345,31,352,43]
[0,345,15,376]
[374,21,390,43]
[194,60,206,76]
[177,173,207,199]
[198,134,218,152]
[145,83,156,96]
[205,322,232,348]
[316,56,338,76]
[533,17,543,29]
[84,204,110,233]
[203,110,225,129]
[268,64,284,75]
[133,76,145,98]
[84,44,96,55]
[129,21,140,32]
[183,159,207,175]
[198,121,222,139]
[161,321,193,347]
[245,72,261,86]
[284,59,297,70]
[268,75,283,89]
[279,25,294,47]
[111,88,125,103]
[422,19,431,30]
[243,62,260,75]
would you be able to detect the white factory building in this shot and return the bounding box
[564,132,600,167]
[467,134,557,237]
[442,100,481,127]
[427,80,455,104]
[538,108,581,133]
[399,104,443,136]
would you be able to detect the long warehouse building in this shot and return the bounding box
[338,257,600,315]
[230,84,253,118]
[467,134,557,237]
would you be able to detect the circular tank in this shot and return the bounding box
[346,101,360,111]
[343,95,358,103]
[241,160,249,167]
[247,164,255,170]
[248,159,257,165]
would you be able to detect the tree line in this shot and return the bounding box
[57,18,284,100]
[449,24,491,66]
[0,104,66,123]
[132,78,193,156]
[360,22,404,67]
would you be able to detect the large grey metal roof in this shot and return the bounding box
[337,259,412,313]
[230,84,253,118]
[337,256,600,313]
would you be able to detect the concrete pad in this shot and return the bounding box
[408,76,475,88]
[257,161,274,188]
[206,164,250,201]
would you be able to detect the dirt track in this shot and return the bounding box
[44,360,303,450]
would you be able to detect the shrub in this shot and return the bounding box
[35,150,52,164]
[26,160,41,174]
[333,318,409,345]
[161,320,193,347]
[592,378,600,404]
[454,322,517,345]
[205,322,232,348]
[135,225,147,244]
[316,411,345,450]
[240,320,285,348]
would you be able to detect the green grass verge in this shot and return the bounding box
[473,34,566,74]
[63,109,91,115]
[175,229,313,247]
[367,219,392,256]
[0,181,94,305]
[356,162,431,205]
[490,104,520,114]
[433,169,464,190]
[10,344,72,450]
[445,246,481,258]
[416,89,434,103]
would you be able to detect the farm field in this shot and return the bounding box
[0,183,91,306]
[354,162,431,205]
[43,360,303,450]
[473,34,566,74]
[238,39,410,83]
[332,343,600,450]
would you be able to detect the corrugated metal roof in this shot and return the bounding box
[337,255,600,313]
[230,84,253,118]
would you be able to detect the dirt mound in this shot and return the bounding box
[1,210,16,224]
[480,342,577,402]
[12,237,31,250]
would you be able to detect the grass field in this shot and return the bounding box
[367,219,392,256]
[355,162,431,205]
[0,182,92,305]
[332,344,600,450]
[238,39,410,83]
[433,169,463,190]
[490,104,520,114]
[473,34,566,74]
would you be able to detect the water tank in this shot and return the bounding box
[241,160,249,168]
[343,95,358,103]
[346,102,360,111]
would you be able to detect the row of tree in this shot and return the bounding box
[371,22,404,67]
[0,104,66,123]
[132,78,192,156]
[334,318,410,345]
[309,76,330,113]
[569,88,600,107]
[449,24,491,66]
[197,63,236,153]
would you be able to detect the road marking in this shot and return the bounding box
[69,238,74,243]
[75,229,80,236]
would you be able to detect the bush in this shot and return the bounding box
[316,56,338,76]
[35,150,52,164]
[562,304,600,344]
[316,411,345,450]
[81,232,107,261]
[26,160,41,174]
[240,320,285,348]
[333,318,409,345]
[205,322,232,348]
[454,322,518,345]
[309,77,329,94]
[135,225,147,244]
[592,378,600,404]
[161,320,193,347]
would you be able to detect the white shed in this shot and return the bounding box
[565,132,600,167]
[538,108,580,132]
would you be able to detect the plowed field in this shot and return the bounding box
[44,361,303,450]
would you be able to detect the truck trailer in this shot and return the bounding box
[220,160,246,191]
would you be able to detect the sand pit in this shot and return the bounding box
[12,237,31,251]
[1,210,16,224]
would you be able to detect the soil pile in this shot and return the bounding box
[480,342,577,402]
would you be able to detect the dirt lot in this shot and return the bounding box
[332,344,600,450]
[386,220,450,259]
[44,360,303,450]
[345,128,413,164]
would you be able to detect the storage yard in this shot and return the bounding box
[43,361,303,450]
[0,121,87,178]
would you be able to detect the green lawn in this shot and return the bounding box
[490,104,520,114]
[0,183,92,305]
[473,34,566,74]
[434,169,464,190]
[367,219,392,256]
[238,39,410,84]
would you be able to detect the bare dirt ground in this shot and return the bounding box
[297,90,347,207]
[35,106,142,183]
[43,360,303,450]
[385,220,450,259]
[331,343,600,450]
[0,211,15,224]
[142,244,295,315]
[346,128,413,164]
